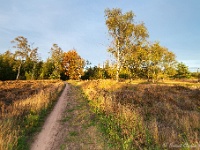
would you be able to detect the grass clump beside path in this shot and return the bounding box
[0,80,65,150]
[71,79,200,150]
[60,82,111,150]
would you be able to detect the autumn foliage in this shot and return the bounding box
[63,49,85,80]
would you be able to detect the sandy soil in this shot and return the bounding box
[31,83,69,150]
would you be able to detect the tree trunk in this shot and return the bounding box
[31,63,36,80]
[16,62,22,80]
[147,67,150,82]
[116,39,120,82]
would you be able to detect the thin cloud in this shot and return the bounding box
[0,0,200,67]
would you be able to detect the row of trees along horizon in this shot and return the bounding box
[0,8,198,81]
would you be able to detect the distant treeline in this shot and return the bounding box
[0,36,85,81]
[0,36,197,81]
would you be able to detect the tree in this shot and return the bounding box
[12,36,30,80]
[175,62,191,79]
[82,60,115,80]
[82,66,110,80]
[40,59,54,79]
[23,47,39,80]
[29,47,39,79]
[31,60,43,80]
[11,36,39,80]
[144,42,169,82]
[63,49,85,80]
[49,44,63,79]
[0,50,17,80]
[138,42,177,82]
[105,8,148,81]
[121,41,177,82]
[160,48,177,80]
[124,44,149,79]
[103,60,115,79]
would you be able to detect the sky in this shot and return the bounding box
[0,0,200,71]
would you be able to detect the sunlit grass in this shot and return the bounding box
[0,80,65,150]
[61,82,109,149]
[70,79,200,149]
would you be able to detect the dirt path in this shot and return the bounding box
[31,83,69,150]
[31,83,109,150]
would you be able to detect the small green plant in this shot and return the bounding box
[69,131,79,136]
[61,116,71,122]
[67,108,75,112]
[60,144,66,150]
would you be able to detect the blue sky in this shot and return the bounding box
[0,0,200,71]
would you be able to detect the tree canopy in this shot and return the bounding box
[11,36,39,80]
[105,8,149,81]
[105,8,178,82]
[63,49,85,80]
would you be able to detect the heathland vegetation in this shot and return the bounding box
[0,80,65,149]
[70,80,200,149]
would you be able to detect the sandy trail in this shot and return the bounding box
[31,83,68,150]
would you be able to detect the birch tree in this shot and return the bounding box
[12,36,39,80]
[49,44,63,79]
[105,8,148,81]
[12,36,31,80]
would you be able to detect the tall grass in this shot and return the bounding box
[72,80,200,149]
[0,80,65,150]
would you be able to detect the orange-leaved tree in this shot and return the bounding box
[62,49,85,80]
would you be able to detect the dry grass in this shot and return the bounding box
[74,79,200,149]
[59,83,110,150]
[0,80,65,150]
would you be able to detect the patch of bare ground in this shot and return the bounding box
[60,83,110,150]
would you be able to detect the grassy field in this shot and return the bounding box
[70,79,200,150]
[0,80,65,150]
[1,79,199,149]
